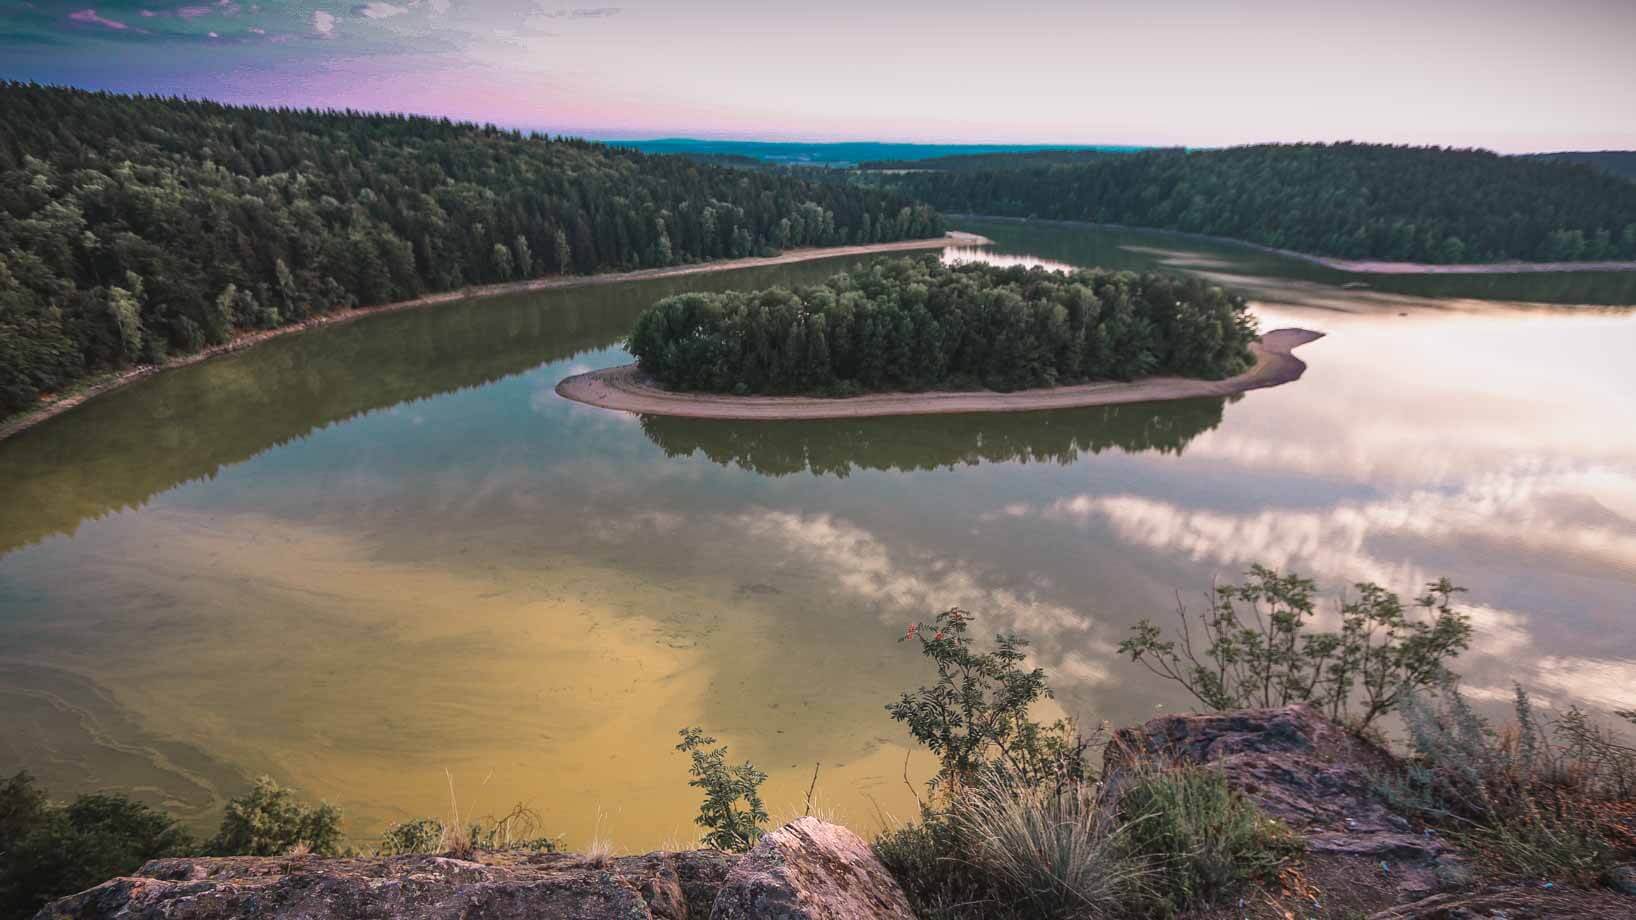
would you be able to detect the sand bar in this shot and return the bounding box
[557,328,1324,420]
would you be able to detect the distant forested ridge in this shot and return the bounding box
[858,148,1161,173]
[627,257,1257,395]
[873,143,1636,264]
[0,84,942,418]
[1516,150,1636,182]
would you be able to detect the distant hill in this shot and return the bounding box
[616,138,1142,168]
[874,142,1636,264]
[1516,150,1636,182]
[859,148,1162,172]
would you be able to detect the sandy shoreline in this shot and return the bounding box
[957,215,1636,275]
[0,232,989,445]
[556,328,1324,420]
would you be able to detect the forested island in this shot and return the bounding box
[0,84,943,419]
[871,142,1636,264]
[625,258,1258,396]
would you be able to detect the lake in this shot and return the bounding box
[1,218,1632,851]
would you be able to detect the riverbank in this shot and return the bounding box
[556,328,1323,420]
[0,232,989,446]
[956,215,1636,275]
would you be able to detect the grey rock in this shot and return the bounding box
[1109,704,1457,904]
[709,817,916,920]
[35,850,730,920]
[1610,864,1636,897]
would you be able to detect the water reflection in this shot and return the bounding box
[637,397,1230,477]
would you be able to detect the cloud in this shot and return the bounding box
[537,6,621,18]
[176,5,211,18]
[68,8,129,29]
[733,509,1112,687]
[311,9,335,34]
[1533,657,1636,712]
[353,1,407,19]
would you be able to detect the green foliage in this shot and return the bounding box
[208,775,347,857]
[0,82,942,418]
[875,142,1636,264]
[376,805,558,857]
[1383,686,1635,881]
[675,727,768,852]
[376,817,445,856]
[1119,566,1471,729]
[628,257,1256,396]
[1114,763,1301,915]
[0,771,193,920]
[887,608,1093,794]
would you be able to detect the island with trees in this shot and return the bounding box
[0,83,945,423]
[868,142,1636,266]
[558,257,1322,419]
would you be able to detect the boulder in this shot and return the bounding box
[709,817,915,920]
[32,822,909,920]
[1109,704,1455,901]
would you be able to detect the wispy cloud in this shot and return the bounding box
[537,6,620,18]
[353,2,407,19]
[68,8,130,30]
[311,9,335,35]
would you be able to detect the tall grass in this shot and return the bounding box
[1385,686,1636,882]
[957,772,1151,919]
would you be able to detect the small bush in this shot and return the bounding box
[1114,762,1300,915]
[208,775,347,857]
[888,607,1096,794]
[1120,566,1471,730]
[676,727,767,852]
[376,817,445,856]
[875,809,1018,920]
[0,771,193,920]
[1384,686,1636,881]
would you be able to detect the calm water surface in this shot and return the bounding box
[2,219,1633,849]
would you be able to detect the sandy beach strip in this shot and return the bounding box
[0,232,989,445]
[556,328,1324,421]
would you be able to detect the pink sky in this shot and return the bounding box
[12,0,1636,150]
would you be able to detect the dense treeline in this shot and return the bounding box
[627,257,1257,395]
[873,143,1636,264]
[0,83,942,418]
[1518,150,1636,182]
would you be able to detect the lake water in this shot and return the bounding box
[2,218,1633,851]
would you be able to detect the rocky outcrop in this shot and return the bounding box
[32,823,916,920]
[1109,704,1457,903]
[709,817,915,920]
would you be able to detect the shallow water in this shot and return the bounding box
[2,220,1633,850]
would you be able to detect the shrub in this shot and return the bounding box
[208,775,347,857]
[1384,686,1636,881]
[0,771,193,920]
[675,727,767,852]
[376,817,445,856]
[887,607,1095,794]
[1119,566,1471,730]
[1114,762,1300,915]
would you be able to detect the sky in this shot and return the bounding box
[3,0,1634,151]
